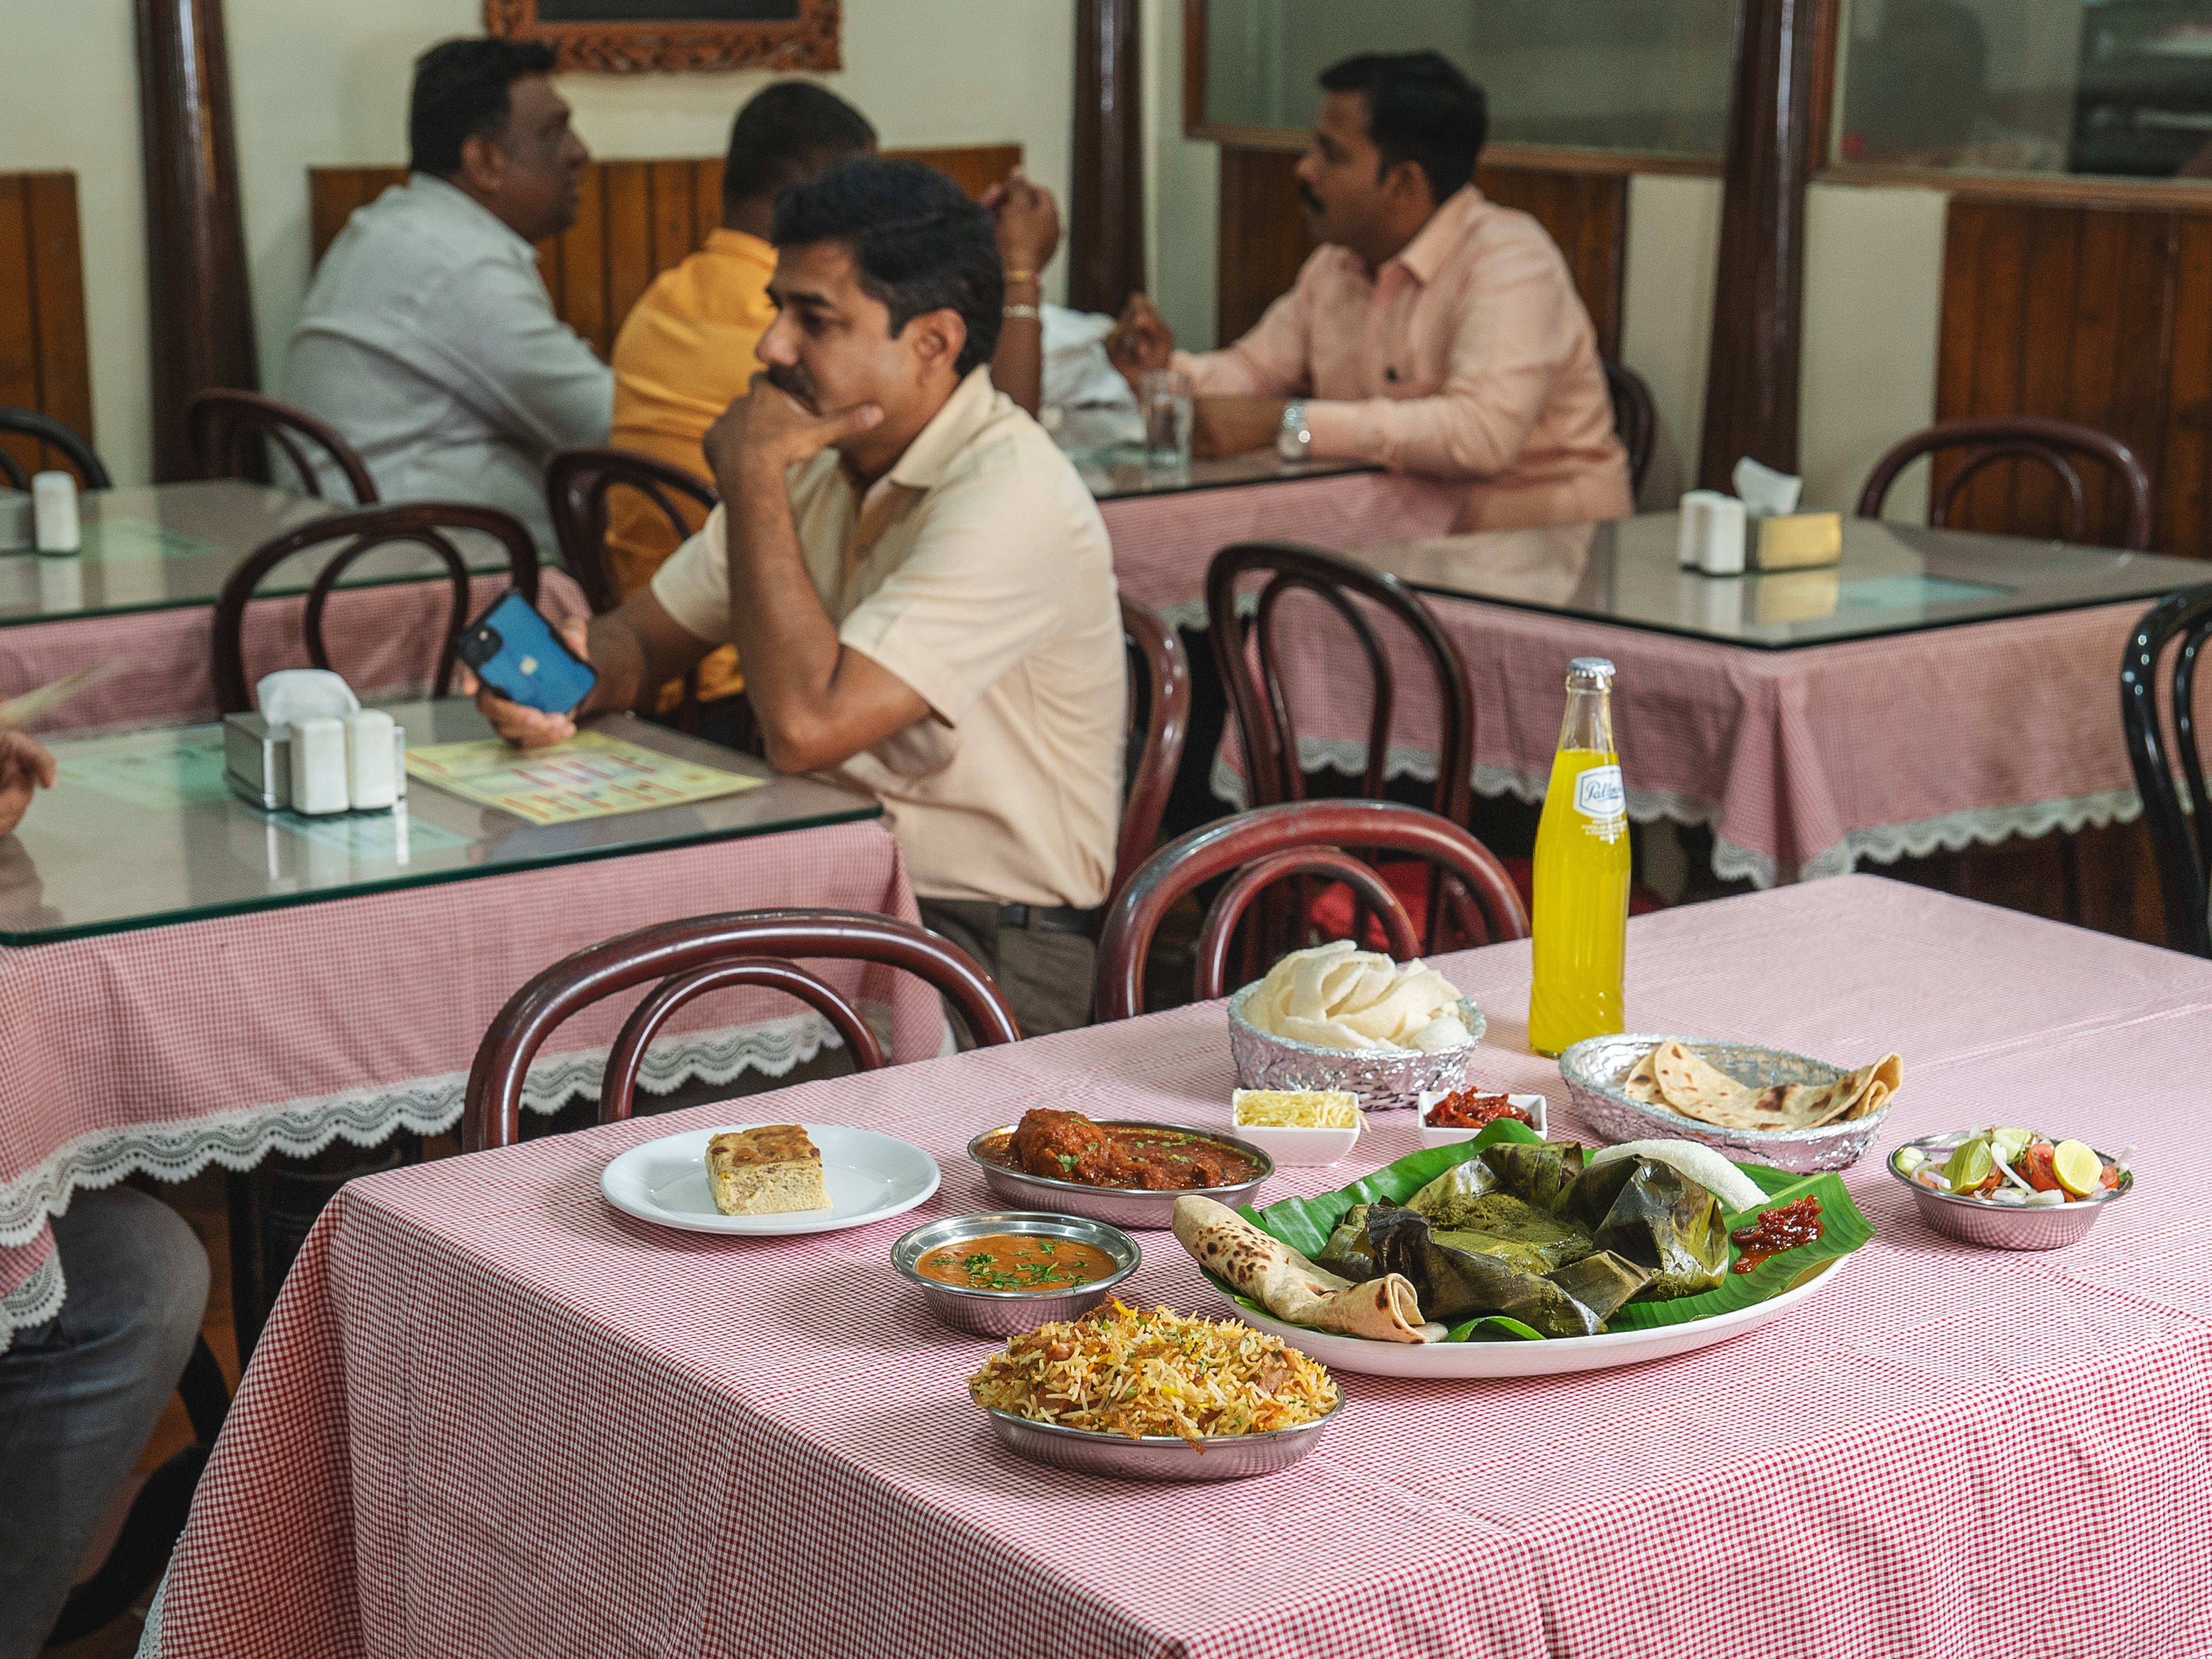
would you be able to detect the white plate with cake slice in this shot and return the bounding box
[600,1122,941,1236]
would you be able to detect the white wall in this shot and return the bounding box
[1141,0,1219,351]
[1619,174,1722,507]
[2,0,1077,487]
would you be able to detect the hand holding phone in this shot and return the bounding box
[456,592,597,747]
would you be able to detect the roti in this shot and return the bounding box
[1626,1040,1902,1132]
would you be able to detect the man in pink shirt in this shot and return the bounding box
[1111,51,1633,533]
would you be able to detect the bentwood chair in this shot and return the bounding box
[2121,584,2212,958]
[1207,541,1479,953]
[0,405,111,490]
[464,909,1022,1151]
[546,446,718,616]
[186,388,379,504]
[1600,358,1657,495]
[1115,597,1190,903]
[210,502,540,714]
[1856,416,2154,550]
[1093,801,1528,1021]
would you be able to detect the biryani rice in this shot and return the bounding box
[969,1300,1339,1445]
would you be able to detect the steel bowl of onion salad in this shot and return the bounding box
[969,1300,1343,1481]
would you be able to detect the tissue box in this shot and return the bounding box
[1748,512,1843,571]
[224,711,407,810]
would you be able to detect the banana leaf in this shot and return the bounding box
[1368,1205,1649,1337]
[1229,1131,1872,1343]
[1314,1203,1381,1281]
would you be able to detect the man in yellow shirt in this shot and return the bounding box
[606,82,876,709]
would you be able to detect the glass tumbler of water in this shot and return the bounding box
[1141,369,1195,470]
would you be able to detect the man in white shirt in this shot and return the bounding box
[473,160,1125,1037]
[283,39,611,552]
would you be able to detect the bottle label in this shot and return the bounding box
[1573,764,1626,821]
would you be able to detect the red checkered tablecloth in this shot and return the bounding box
[1,817,942,1340]
[147,877,2212,1658]
[0,570,590,737]
[1214,588,2172,887]
[1101,474,1464,628]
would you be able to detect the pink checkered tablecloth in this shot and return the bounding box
[0,817,943,1342]
[1101,472,1464,628]
[1214,584,2177,887]
[148,877,2212,1658]
[0,570,590,738]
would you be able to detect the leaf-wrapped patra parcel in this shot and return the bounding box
[1431,1194,1596,1275]
[1369,1205,1650,1337]
[1479,1138,1586,1210]
[1316,1203,1383,1282]
[1563,1154,1730,1302]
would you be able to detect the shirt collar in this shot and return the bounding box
[883,366,1001,492]
[1388,185,1483,287]
[406,171,538,259]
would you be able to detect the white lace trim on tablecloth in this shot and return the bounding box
[0,1009,869,1250]
[1,1251,64,1343]
[1211,734,2146,891]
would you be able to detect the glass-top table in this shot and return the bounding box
[1347,512,2212,648]
[1074,444,1374,502]
[0,701,879,945]
[0,481,524,628]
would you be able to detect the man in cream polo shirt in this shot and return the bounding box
[474,158,1124,1036]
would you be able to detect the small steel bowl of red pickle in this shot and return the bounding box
[1888,1127,2133,1251]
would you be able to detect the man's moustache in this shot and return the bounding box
[766,368,816,405]
[1299,185,1324,214]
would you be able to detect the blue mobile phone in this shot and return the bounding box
[454,590,598,715]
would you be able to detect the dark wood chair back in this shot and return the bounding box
[1856,416,2154,550]
[546,446,718,616]
[185,388,378,504]
[0,405,110,490]
[1601,357,1656,494]
[1116,596,1190,900]
[1207,541,1475,823]
[2122,584,2212,957]
[1093,801,1528,1020]
[210,502,540,714]
[463,908,1022,1150]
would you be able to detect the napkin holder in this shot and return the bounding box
[0,488,31,552]
[224,713,408,810]
[1748,512,1843,571]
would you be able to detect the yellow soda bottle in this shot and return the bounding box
[1528,657,1631,1056]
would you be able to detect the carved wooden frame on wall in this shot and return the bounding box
[484,0,839,75]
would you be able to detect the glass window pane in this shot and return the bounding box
[1201,0,1738,161]
[1835,0,2212,181]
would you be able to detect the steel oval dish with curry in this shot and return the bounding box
[915,1233,1119,1293]
[977,1109,1264,1192]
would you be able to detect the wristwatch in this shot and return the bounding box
[1275,400,1312,463]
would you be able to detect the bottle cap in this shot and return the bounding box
[1568,656,1616,683]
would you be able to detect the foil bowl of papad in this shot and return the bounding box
[1560,1035,1900,1173]
[1228,983,1485,1112]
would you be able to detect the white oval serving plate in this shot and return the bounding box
[601,1122,940,1237]
[1206,1255,1845,1377]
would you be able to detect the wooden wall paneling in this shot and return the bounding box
[557,164,608,357]
[1214,147,1313,346]
[650,158,696,274]
[2162,216,2212,558]
[22,173,92,472]
[601,162,654,345]
[1934,199,2191,552]
[0,177,41,480]
[0,172,96,480]
[884,144,1022,200]
[690,158,724,243]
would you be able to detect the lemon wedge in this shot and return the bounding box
[2052,1139,2101,1199]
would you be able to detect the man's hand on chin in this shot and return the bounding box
[1192,395,1288,460]
[706,376,884,487]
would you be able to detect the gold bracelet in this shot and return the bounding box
[1004,268,1037,286]
[1002,303,1041,322]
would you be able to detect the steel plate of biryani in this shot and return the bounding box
[969,1300,1339,1449]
